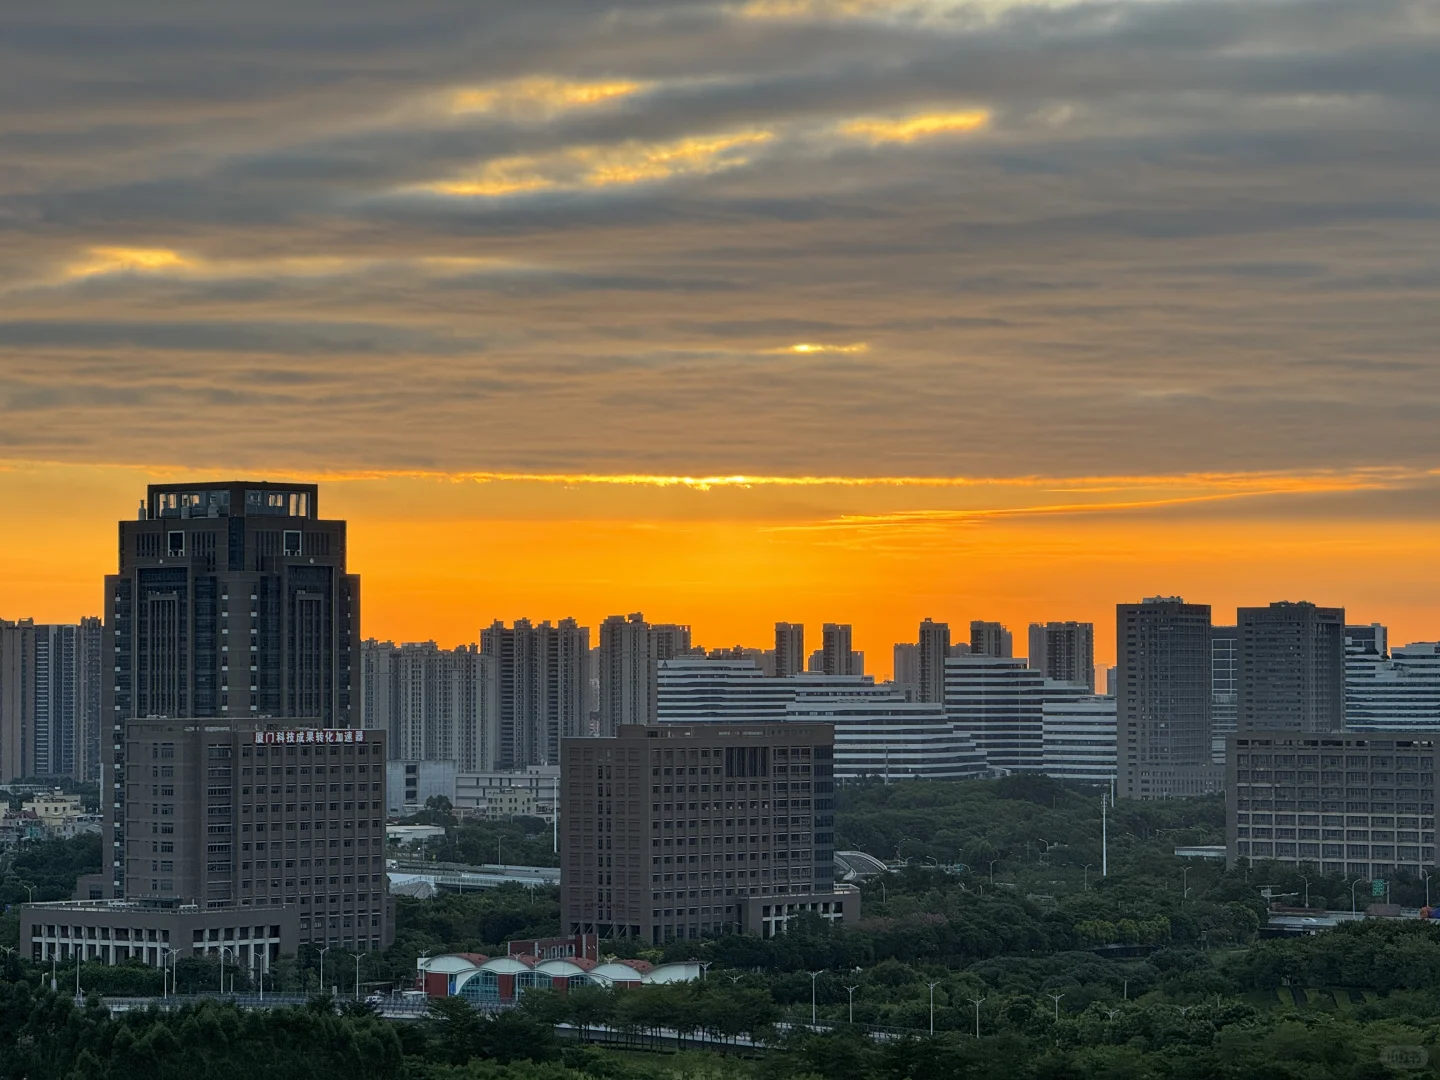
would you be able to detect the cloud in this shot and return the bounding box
[0,0,1436,480]
[840,109,990,142]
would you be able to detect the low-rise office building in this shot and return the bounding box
[20,898,296,972]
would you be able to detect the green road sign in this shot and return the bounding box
[1372,879,1387,898]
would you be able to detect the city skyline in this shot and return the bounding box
[2,0,1439,683]
[5,464,1437,680]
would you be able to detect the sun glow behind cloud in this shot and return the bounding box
[63,247,192,279]
[427,130,775,196]
[449,77,649,119]
[841,109,991,143]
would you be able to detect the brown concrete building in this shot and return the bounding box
[1227,730,1438,881]
[560,723,857,945]
[79,716,390,952]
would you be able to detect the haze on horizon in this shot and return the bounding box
[2,0,1438,672]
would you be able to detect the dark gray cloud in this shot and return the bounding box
[0,0,1437,477]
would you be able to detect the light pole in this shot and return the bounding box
[319,946,332,996]
[988,859,1000,884]
[355,953,362,1001]
[844,985,859,1024]
[1101,794,1108,878]
[1301,876,1310,909]
[1083,864,1092,890]
[1424,870,1432,909]
[1049,992,1064,1022]
[75,949,82,1001]
[698,961,711,981]
[50,951,58,992]
[969,996,986,1039]
[809,970,824,1025]
[1181,866,1190,903]
[218,947,230,995]
[927,982,939,1035]
[1350,878,1366,914]
[160,946,170,999]
[22,884,36,903]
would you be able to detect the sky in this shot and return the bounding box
[2,0,1439,675]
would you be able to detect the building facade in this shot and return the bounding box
[1211,626,1238,765]
[1027,621,1095,690]
[774,623,805,679]
[361,640,497,771]
[106,482,359,731]
[21,899,297,972]
[1346,642,1440,731]
[1041,696,1117,784]
[85,716,390,951]
[387,759,459,816]
[943,656,1088,772]
[1116,597,1220,800]
[455,765,560,822]
[970,621,1013,659]
[917,619,950,705]
[1227,730,1438,882]
[597,613,694,734]
[820,624,862,677]
[1237,601,1345,734]
[481,619,589,769]
[0,619,103,782]
[559,723,854,944]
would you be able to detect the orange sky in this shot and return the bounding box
[3,461,1437,679]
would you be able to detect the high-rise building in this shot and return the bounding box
[1041,696,1118,784]
[774,623,805,678]
[106,482,359,728]
[970,621,1013,658]
[1116,597,1219,800]
[360,640,497,770]
[559,722,856,943]
[1211,626,1238,765]
[943,656,1088,772]
[0,618,103,782]
[481,619,589,768]
[599,614,655,733]
[78,716,390,952]
[917,619,950,704]
[597,614,694,733]
[820,624,862,676]
[100,482,361,899]
[1227,729,1437,882]
[1346,642,1440,730]
[893,643,920,698]
[1237,602,1345,734]
[1027,621,1095,689]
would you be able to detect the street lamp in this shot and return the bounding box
[160,946,170,999]
[1350,878,1367,914]
[1424,870,1432,909]
[319,946,332,996]
[21,884,36,903]
[927,982,939,1035]
[843,985,859,1024]
[1300,876,1310,909]
[218,947,233,995]
[75,949,82,1002]
[1083,865,1092,890]
[809,970,824,1025]
[969,997,986,1039]
[1181,866,1190,903]
[355,953,362,1001]
[1049,992,1064,1022]
[988,859,1000,884]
